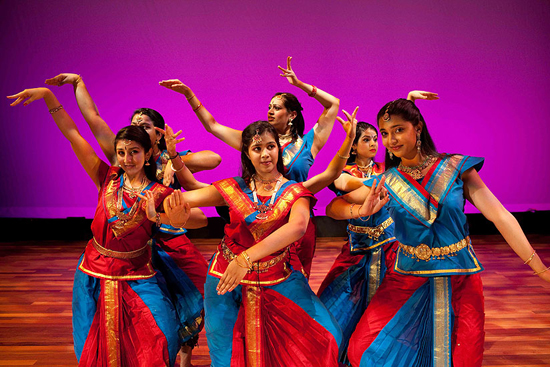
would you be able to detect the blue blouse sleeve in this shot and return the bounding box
[458,155,484,176]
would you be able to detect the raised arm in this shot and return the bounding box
[278,56,340,158]
[216,196,311,295]
[303,108,357,194]
[45,73,117,165]
[159,79,243,150]
[8,88,104,189]
[462,168,550,282]
[407,90,439,102]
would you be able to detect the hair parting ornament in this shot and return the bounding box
[136,112,143,123]
[383,101,395,122]
[123,139,133,146]
[252,129,263,144]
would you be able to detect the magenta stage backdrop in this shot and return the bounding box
[1,1,549,218]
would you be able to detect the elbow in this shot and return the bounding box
[206,151,222,169]
[293,217,309,240]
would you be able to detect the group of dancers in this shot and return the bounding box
[8,57,550,367]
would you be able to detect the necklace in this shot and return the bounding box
[399,155,438,180]
[252,177,283,220]
[253,173,283,192]
[123,173,148,198]
[278,132,293,145]
[356,160,373,179]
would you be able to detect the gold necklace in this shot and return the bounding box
[356,160,373,179]
[123,173,148,198]
[253,173,283,192]
[399,155,438,180]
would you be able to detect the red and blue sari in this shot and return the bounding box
[205,177,342,367]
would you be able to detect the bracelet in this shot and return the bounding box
[235,255,250,269]
[359,214,371,222]
[524,250,537,265]
[49,105,64,114]
[170,160,185,172]
[168,152,179,160]
[241,250,253,268]
[155,212,161,228]
[337,152,350,159]
[350,203,356,219]
[74,75,82,85]
[192,103,203,112]
[170,220,186,228]
[308,85,317,97]
[186,94,196,101]
[533,266,550,276]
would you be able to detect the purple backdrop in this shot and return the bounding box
[1,1,549,218]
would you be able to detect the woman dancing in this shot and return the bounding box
[326,98,550,367]
[158,56,340,278]
[8,87,196,366]
[145,109,359,366]
[45,73,216,366]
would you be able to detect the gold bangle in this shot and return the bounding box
[241,250,253,269]
[234,256,250,269]
[337,152,350,159]
[524,250,537,265]
[170,159,185,172]
[533,266,550,276]
[192,102,203,112]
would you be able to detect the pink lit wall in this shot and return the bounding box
[1,1,549,218]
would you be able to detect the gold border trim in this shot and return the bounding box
[348,217,394,241]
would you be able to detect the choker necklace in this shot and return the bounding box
[253,173,283,192]
[399,155,438,180]
[252,176,283,220]
[356,161,373,179]
[278,132,293,145]
[123,174,148,198]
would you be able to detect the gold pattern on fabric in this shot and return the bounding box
[385,171,438,225]
[282,137,303,167]
[244,286,262,367]
[178,315,204,340]
[395,243,482,275]
[209,253,292,285]
[79,260,156,280]
[348,218,394,241]
[93,237,148,259]
[427,155,463,203]
[351,237,395,252]
[433,277,451,367]
[221,239,289,273]
[367,248,382,303]
[104,279,121,367]
[399,237,470,261]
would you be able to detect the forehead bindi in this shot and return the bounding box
[132,115,153,126]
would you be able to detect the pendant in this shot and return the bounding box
[255,203,272,220]
[263,183,274,191]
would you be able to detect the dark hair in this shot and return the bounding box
[114,125,156,181]
[272,92,305,140]
[376,99,437,169]
[348,121,378,164]
[240,121,286,182]
[131,108,167,151]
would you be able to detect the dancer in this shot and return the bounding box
[45,73,214,366]
[326,98,550,367]
[148,111,358,366]
[159,56,340,277]
[8,87,195,366]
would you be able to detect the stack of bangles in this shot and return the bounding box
[235,250,253,271]
[169,153,185,172]
[349,203,370,221]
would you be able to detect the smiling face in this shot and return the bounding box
[378,114,420,161]
[115,139,150,177]
[267,97,297,133]
[131,113,162,148]
[246,132,279,177]
[354,128,379,160]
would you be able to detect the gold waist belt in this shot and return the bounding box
[348,217,394,241]
[399,236,470,261]
[93,237,148,259]
[221,238,289,272]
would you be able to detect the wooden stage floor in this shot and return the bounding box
[0,235,549,366]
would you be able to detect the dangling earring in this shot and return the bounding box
[388,150,394,159]
[145,156,151,166]
[351,147,357,155]
[156,139,160,145]
[416,132,421,153]
[288,118,293,126]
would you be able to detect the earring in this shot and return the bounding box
[156,140,160,145]
[288,118,293,126]
[388,150,394,159]
[351,147,357,155]
[145,161,150,166]
[416,133,421,153]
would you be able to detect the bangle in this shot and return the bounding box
[186,94,196,101]
[308,85,317,97]
[74,75,82,85]
[350,203,356,219]
[359,214,371,222]
[170,160,185,172]
[168,153,179,160]
[533,266,550,276]
[337,152,350,159]
[524,250,537,265]
[192,103,203,112]
[155,212,161,228]
[49,105,63,114]
[241,250,253,268]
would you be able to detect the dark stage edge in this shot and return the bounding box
[1,211,549,241]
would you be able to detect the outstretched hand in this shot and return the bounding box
[164,190,190,228]
[136,190,158,221]
[358,177,389,217]
[7,88,51,107]
[45,73,81,87]
[159,79,194,98]
[155,123,185,156]
[216,259,248,295]
[408,91,439,101]
[278,56,300,86]
[337,107,359,140]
